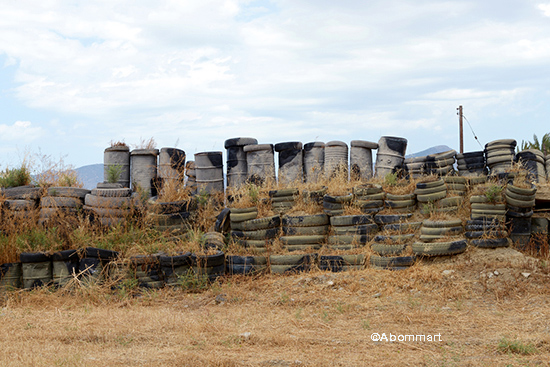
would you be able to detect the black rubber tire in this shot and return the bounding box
[369,255,416,268]
[412,240,467,256]
[48,187,90,199]
[84,247,119,260]
[40,196,82,208]
[322,201,344,210]
[505,194,535,208]
[271,196,295,203]
[159,252,193,267]
[333,223,379,235]
[4,199,36,210]
[192,251,225,267]
[328,235,370,245]
[230,210,258,222]
[504,188,536,201]
[280,235,326,245]
[385,193,415,201]
[84,194,135,209]
[382,221,422,232]
[1,186,41,200]
[506,183,536,196]
[471,203,506,211]
[464,230,507,239]
[282,225,328,236]
[415,179,444,189]
[420,226,463,236]
[354,200,385,208]
[91,188,132,197]
[51,249,79,261]
[353,185,383,196]
[384,199,416,209]
[416,191,447,202]
[237,215,281,231]
[471,208,506,216]
[330,215,374,226]
[232,228,280,240]
[146,211,192,226]
[438,197,463,207]
[415,183,446,195]
[506,209,534,218]
[282,214,329,227]
[214,208,231,233]
[150,199,197,214]
[268,188,299,198]
[324,209,345,216]
[470,238,509,248]
[269,254,317,266]
[20,252,51,263]
[323,194,353,204]
[371,243,408,256]
[374,213,412,224]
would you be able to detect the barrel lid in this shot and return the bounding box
[194,151,223,157]
[351,140,378,149]
[224,137,258,148]
[130,148,159,156]
[243,144,274,153]
[325,140,347,147]
[160,147,185,154]
[105,145,129,152]
[304,142,325,149]
[274,142,302,152]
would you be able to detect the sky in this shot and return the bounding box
[1,0,550,170]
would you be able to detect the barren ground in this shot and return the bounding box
[1,246,549,367]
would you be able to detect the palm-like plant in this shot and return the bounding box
[518,133,550,154]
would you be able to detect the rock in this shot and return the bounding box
[521,272,531,278]
[493,270,499,276]
[442,270,455,276]
[373,292,381,298]
[215,294,227,304]
[240,331,251,340]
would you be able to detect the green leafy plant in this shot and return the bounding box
[0,165,32,188]
[384,172,398,186]
[518,133,550,154]
[106,164,124,184]
[485,185,503,203]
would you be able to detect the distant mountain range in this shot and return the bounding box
[75,164,103,189]
[75,145,453,189]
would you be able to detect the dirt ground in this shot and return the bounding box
[1,246,549,367]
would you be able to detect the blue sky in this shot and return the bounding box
[1,0,550,170]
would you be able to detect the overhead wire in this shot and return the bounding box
[462,114,484,149]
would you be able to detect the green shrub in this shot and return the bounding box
[0,165,32,188]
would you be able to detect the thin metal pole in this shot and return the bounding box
[458,105,464,154]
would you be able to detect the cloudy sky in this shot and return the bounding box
[1,0,550,170]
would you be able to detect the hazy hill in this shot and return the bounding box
[405,145,453,158]
[75,164,103,189]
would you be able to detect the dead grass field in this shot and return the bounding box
[0,246,549,367]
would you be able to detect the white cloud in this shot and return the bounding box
[0,121,44,142]
[538,3,550,16]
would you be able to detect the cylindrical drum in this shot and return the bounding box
[130,149,159,197]
[244,144,276,185]
[159,148,186,181]
[516,150,546,183]
[225,137,258,190]
[185,161,197,194]
[350,140,378,181]
[104,145,130,187]
[0,262,22,291]
[325,141,348,178]
[375,136,407,178]
[303,142,325,183]
[195,151,224,193]
[275,142,303,185]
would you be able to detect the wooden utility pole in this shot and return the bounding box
[457,105,464,154]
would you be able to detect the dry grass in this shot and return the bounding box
[1,248,549,366]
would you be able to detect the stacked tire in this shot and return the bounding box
[85,186,135,227]
[470,194,506,222]
[353,185,385,214]
[425,149,456,176]
[464,219,509,248]
[413,218,466,257]
[269,253,317,274]
[1,186,41,226]
[20,252,52,289]
[415,178,447,205]
[384,192,416,213]
[404,156,427,178]
[505,183,536,248]
[328,215,377,250]
[516,149,546,183]
[226,255,267,275]
[485,139,516,174]
[319,254,365,272]
[281,214,328,251]
[160,252,193,286]
[456,151,486,176]
[52,249,79,287]
[230,213,280,253]
[39,187,90,225]
[370,218,417,270]
[269,188,298,214]
[130,254,164,289]
[323,193,353,216]
[79,247,119,284]
[146,197,196,236]
[0,262,22,292]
